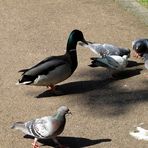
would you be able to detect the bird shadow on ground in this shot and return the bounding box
[36,79,114,98]
[26,68,147,116]
[127,60,143,68]
[111,68,142,79]
[36,68,142,98]
[24,135,111,148]
[87,89,148,116]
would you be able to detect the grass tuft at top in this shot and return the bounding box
[138,0,148,8]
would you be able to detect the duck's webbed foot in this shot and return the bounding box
[47,85,63,96]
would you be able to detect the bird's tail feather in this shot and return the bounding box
[16,75,35,85]
[11,122,29,134]
[16,81,32,85]
[89,57,109,67]
[11,122,25,130]
[18,69,29,73]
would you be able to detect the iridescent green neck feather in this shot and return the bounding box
[66,32,78,73]
[54,112,65,121]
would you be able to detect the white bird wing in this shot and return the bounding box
[103,44,120,55]
[30,116,64,138]
[24,116,55,138]
[130,126,148,141]
[92,55,126,70]
[32,116,54,138]
[105,55,127,70]
[88,43,104,55]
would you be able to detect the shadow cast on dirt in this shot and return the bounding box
[36,68,142,98]
[127,60,143,68]
[25,67,148,116]
[36,78,114,98]
[24,135,111,148]
[87,89,148,116]
[112,68,142,79]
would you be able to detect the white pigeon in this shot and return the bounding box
[90,55,129,71]
[11,106,71,148]
[130,126,148,141]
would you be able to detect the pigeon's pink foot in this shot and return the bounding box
[32,138,39,148]
[32,143,39,148]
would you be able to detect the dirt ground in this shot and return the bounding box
[0,0,148,148]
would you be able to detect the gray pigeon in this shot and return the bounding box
[11,106,71,148]
[132,39,148,69]
[79,41,130,57]
[90,55,128,71]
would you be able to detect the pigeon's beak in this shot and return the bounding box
[67,111,72,115]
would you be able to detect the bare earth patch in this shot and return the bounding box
[0,0,148,148]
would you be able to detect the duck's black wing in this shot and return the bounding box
[18,56,67,84]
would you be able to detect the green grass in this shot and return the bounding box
[138,0,148,8]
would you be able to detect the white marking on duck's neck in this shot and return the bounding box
[69,49,76,52]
